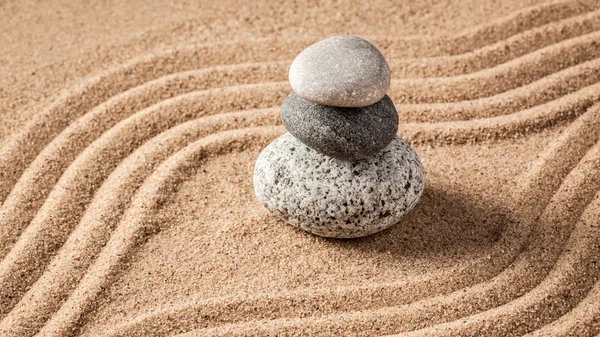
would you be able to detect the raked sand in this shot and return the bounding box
[1,0,600,336]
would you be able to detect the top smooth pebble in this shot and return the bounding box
[289,36,391,108]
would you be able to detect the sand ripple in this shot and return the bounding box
[1,1,600,336]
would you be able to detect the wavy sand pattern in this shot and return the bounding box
[1,0,600,336]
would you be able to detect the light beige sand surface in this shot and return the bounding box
[1,0,600,336]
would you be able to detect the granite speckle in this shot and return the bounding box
[254,133,424,238]
[280,92,398,161]
[289,36,391,108]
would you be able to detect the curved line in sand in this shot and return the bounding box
[394,30,600,103]
[396,146,600,337]
[397,56,600,122]
[402,82,600,145]
[1,115,517,335]
[17,101,583,334]
[389,9,600,78]
[33,127,285,337]
[3,45,599,265]
[1,73,599,317]
[0,0,598,207]
[0,61,289,206]
[0,2,596,334]
[0,109,280,337]
[1,43,598,258]
[370,0,599,58]
[0,76,598,335]
[92,106,600,337]
[0,83,289,318]
[524,261,600,336]
[2,33,599,232]
[63,105,600,337]
[179,189,600,337]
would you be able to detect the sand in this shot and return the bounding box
[0,0,599,336]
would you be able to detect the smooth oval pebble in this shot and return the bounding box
[280,92,398,161]
[289,35,391,107]
[254,133,424,238]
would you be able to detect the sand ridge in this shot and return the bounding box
[0,0,600,336]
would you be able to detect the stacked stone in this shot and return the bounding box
[254,36,424,239]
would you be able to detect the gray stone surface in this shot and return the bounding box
[280,92,398,161]
[289,35,391,107]
[254,133,424,238]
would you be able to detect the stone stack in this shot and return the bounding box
[254,36,424,238]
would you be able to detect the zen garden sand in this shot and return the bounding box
[0,0,600,336]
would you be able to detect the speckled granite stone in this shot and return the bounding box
[289,36,391,108]
[280,92,398,161]
[253,133,424,238]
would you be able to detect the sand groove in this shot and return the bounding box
[394,30,600,103]
[390,9,600,77]
[2,30,597,248]
[2,76,598,329]
[401,82,600,144]
[0,110,280,337]
[377,0,599,58]
[0,0,597,210]
[0,0,596,218]
[0,83,288,321]
[398,57,600,122]
[175,189,600,337]
[2,39,599,266]
[2,1,600,336]
[2,23,598,316]
[0,63,288,259]
[70,104,600,337]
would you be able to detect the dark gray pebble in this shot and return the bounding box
[280,92,398,161]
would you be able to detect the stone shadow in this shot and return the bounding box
[332,183,515,260]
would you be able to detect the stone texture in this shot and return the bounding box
[254,133,424,238]
[289,35,391,107]
[280,92,398,161]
